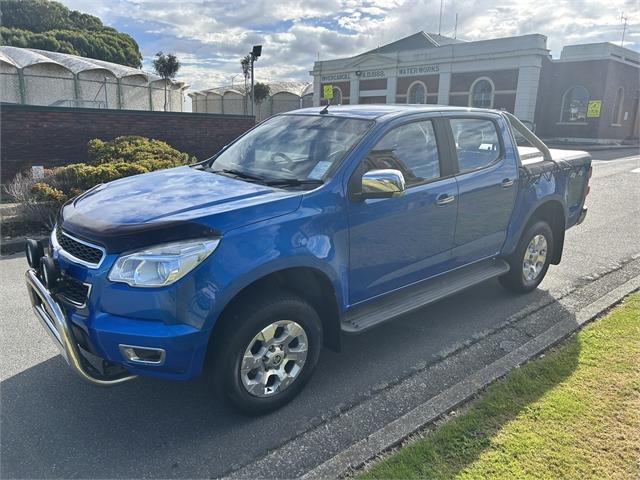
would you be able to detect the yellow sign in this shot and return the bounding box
[587,100,601,118]
[323,85,333,100]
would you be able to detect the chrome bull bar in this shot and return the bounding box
[25,268,137,386]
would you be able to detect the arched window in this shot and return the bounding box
[469,78,494,108]
[612,87,624,124]
[560,86,589,122]
[332,87,342,105]
[407,81,427,104]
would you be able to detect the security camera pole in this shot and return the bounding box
[250,45,262,116]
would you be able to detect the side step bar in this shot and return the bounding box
[342,258,510,333]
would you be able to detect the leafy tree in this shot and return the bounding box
[0,0,142,67]
[252,82,270,105]
[152,52,181,111]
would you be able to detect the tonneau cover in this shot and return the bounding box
[518,146,591,177]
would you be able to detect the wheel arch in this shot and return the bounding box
[209,266,342,353]
[525,199,566,264]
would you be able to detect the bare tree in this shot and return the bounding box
[240,54,251,113]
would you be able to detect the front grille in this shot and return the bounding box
[56,228,104,266]
[57,275,90,307]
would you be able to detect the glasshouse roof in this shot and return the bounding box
[0,46,184,86]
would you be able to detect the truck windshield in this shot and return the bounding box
[208,114,373,185]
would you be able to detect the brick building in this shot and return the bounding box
[310,32,639,143]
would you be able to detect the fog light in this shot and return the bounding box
[119,345,166,365]
[40,256,60,289]
[25,238,44,269]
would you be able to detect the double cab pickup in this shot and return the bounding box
[25,105,591,413]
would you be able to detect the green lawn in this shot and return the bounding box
[360,293,640,480]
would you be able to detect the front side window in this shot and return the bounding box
[362,120,440,186]
[451,118,501,172]
[470,78,494,108]
[560,86,589,122]
[407,82,427,104]
[612,87,624,124]
[210,114,372,182]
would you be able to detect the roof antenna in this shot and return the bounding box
[454,13,458,39]
[320,97,331,114]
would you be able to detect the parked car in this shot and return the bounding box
[25,105,591,414]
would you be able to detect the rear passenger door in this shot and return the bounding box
[446,116,518,266]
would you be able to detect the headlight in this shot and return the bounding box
[108,238,220,287]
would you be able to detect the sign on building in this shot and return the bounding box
[587,100,602,118]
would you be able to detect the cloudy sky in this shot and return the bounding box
[59,0,638,92]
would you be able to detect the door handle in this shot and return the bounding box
[501,178,515,188]
[436,194,456,206]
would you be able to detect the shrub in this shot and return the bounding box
[87,136,194,166]
[4,136,196,233]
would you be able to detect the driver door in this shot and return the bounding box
[347,118,458,305]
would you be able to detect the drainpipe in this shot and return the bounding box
[116,78,123,109]
[73,73,80,106]
[17,69,26,104]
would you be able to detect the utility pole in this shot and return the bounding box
[250,45,262,117]
[438,0,444,35]
[621,13,628,47]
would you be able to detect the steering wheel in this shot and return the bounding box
[271,152,294,172]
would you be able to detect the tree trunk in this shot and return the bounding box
[163,80,168,111]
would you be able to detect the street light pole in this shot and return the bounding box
[250,55,255,116]
[249,45,262,117]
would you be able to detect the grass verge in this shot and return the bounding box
[360,292,640,479]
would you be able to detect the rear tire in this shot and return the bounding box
[210,291,322,415]
[499,220,553,293]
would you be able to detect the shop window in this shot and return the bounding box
[407,82,427,104]
[612,87,624,125]
[469,78,494,108]
[560,86,589,123]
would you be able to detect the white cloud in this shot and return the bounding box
[60,0,639,91]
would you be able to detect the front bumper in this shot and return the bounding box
[25,268,137,385]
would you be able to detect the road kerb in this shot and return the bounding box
[300,275,640,480]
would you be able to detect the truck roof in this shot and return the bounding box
[288,105,503,120]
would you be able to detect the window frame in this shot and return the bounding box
[406,81,428,104]
[332,86,343,105]
[559,85,590,123]
[611,87,624,126]
[468,77,495,109]
[349,116,455,195]
[444,115,506,176]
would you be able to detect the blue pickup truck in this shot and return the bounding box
[25,105,591,413]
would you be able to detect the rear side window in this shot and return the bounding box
[363,120,440,186]
[450,118,501,173]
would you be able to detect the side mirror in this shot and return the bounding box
[360,169,406,198]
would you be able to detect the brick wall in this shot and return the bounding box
[0,104,255,184]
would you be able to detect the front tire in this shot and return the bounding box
[499,220,554,293]
[210,292,322,415]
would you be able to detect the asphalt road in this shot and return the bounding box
[1,150,639,479]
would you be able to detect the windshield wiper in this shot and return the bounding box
[216,168,266,182]
[265,178,324,187]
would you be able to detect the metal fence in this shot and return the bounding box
[191,91,314,121]
[0,71,185,111]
